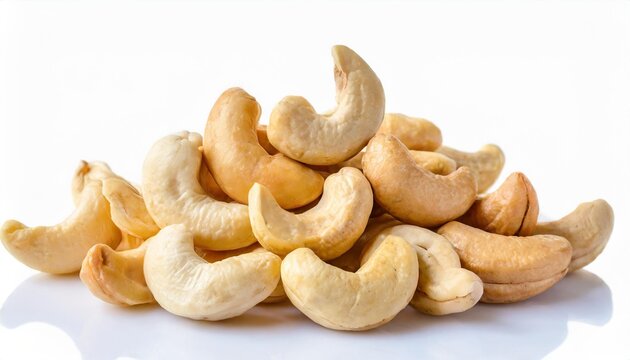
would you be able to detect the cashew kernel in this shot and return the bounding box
[437,144,505,193]
[377,113,442,151]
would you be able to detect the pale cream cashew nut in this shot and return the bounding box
[268,45,386,165]
[144,224,281,321]
[437,144,505,193]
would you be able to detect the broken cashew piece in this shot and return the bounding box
[144,224,281,321]
[248,167,372,260]
[377,113,442,151]
[534,199,614,272]
[362,225,483,316]
[458,172,539,236]
[438,222,571,303]
[142,131,256,250]
[102,177,160,239]
[268,45,385,165]
[1,161,121,274]
[204,87,324,209]
[363,134,477,227]
[436,144,505,193]
[80,240,154,306]
[282,235,418,331]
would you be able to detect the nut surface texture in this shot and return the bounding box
[377,113,442,151]
[437,144,505,193]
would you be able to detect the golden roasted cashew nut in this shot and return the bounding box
[268,45,385,165]
[1,161,121,274]
[199,153,231,202]
[281,235,418,331]
[534,199,614,272]
[142,131,256,250]
[437,144,505,193]
[248,167,372,260]
[362,225,483,316]
[102,177,160,239]
[144,225,281,321]
[438,221,572,304]
[459,172,539,236]
[329,150,456,176]
[377,113,442,151]
[203,87,324,209]
[80,240,154,306]
[363,134,477,227]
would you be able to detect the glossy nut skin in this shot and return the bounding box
[204,87,324,209]
[281,235,418,331]
[363,134,477,227]
[438,221,571,303]
[534,199,614,272]
[459,172,539,236]
[268,45,385,165]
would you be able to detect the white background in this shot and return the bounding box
[1,1,629,359]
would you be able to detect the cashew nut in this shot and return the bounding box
[144,224,281,321]
[281,235,418,331]
[458,172,539,236]
[362,225,483,315]
[80,240,154,306]
[116,232,144,251]
[437,144,505,193]
[199,153,231,202]
[363,134,477,227]
[248,167,372,260]
[203,87,324,209]
[534,199,614,272]
[1,161,121,274]
[328,149,456,176]
[142,131,256,250]
[377,113,442,151]
[268,45,385,165]
[438,221,572,303]
[256,124,278,155]
[102,177,160,239]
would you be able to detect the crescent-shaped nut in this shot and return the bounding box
[438,221,572,303]
[363,134,477,227]
[268,45,385,165]
[203,87,324,209]
[256,125,278,155]
[458,172,539,236]
[362,225,483,316]
[533,199,614,272]
[142,131,256,250]
[1,162,122,274]
[71,160,121,203]
[436,144,505,193]
[281,235,418,331]
[102,177,160,239]
[248,167,373,260]
[377,113,442,151]
[329,150,456,176]
[80,241,154,306]
[144,224,281,321]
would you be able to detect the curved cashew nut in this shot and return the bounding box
[377,113,442,151]
[362,225,483,316]
[248,167,372,260]
[142,131,256,250]
[458,172,539,236]
[328,150,456,176]
[199,154,231,202]
[268,45,385,165]
[144,224,281,321]
[534,199,614,272]
[102,177,160,239]
[203,87,324,209]
[256,124,278,155]
[436,144,505,193]
[281,235,418,331]
[438,222,572,303]
[80,240,154,306]
[363,134,477,227]
[116,232,144,251]
[1,161,121,274]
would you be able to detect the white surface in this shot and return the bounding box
[1,1,629,359]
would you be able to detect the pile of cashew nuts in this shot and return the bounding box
[1,45,615,331]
